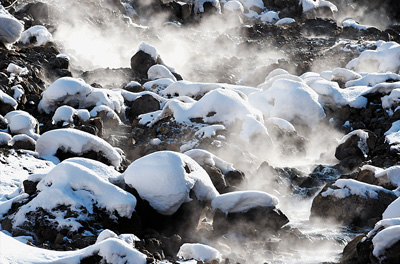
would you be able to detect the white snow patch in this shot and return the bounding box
[338,129,369,157]
[275,18,295,25]
[194,124,226,139]
[0,6,24,45]
[148,64,177,81]
[345,73,400,88]
[5,110,39,140]
[260,11,279,23]
[11,84,24,101]
[212,190,279,214]
[383,198,400,219]
[224,1,244,13]
[177,243,222,262]
[7,63,28,75]
[35,128,122,168]
[184,149,235,174]
[372,225,400,259]
[0,131,11,145]
[321,179,390,199]
[342,19,369,31]
[331,68,362,83]
[0,90,17,109]
[52,105,78,124]
[20,25,53,46]
[346,41,400,73]
[137,42,158,60]
[123,151,219,215]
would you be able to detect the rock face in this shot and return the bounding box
[311,180,397,227]
[213,206,289,234]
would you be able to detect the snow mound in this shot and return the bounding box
[346,41,400,73]
[0,231,146,264]
[236,0,263,10]
[12,160,136,231]
[0,6,23,45]
[321,179,391,199]
[266,117,296,132]
[345,73,400,88]
[63,157,121,182]
[35,128,122,168]
[5,110,39,139]
[90,105,123,124]
[194,124,226,139]
[211,190,279,214]
[11,84,24,101]
[384,121,400,150]
[184,149,235,174]
[275,18,295,25]
[161,80,221,98]
[143,78,175,93]
[123,151,219,215]
[0,132,11,145]
[371,222,400,259]
[383,198,400,219]
[20,25,52,46]
[177,243,222,262]
[137,41,158,60]
[38,77,93,114]
[152,88,269,142]
[7,63,28,75]
[224,1,244,13]
[249,79,326,128]
[260,11,279,23]
[300,0,337,13]
[0,90,18,109]
[375,166,400,188]
[52,105,78,124]
[331,68,362,83]
[342,19,369,30]
[148,64,177,81]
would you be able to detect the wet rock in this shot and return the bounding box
[213,206,289,235]
[126,94,160,122]
[23,179,39,195]
[310,180,397,227]
[130,50,163,77]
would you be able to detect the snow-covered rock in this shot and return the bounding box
[5,110,39,139]
[0,6,24,45]
[260,11,279,23]
[346,41,400,73]
[20,25,52,46]
[12,160,136,231]
[0,231,146,264]
[123,151,219,215]
[211,190,279,214]
[311,179,398,227]
[275,18,295,25]
[147,64,177,81]
[35,128,122,168]
[177,243,222,262]
[0,90,18,113]
[184,149,235,174]
[52,105,78,124]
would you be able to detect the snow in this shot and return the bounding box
[12,160,136,230]
[63,157,121,182]
[384,120,400,148]
[383,198,400,219]
[372,225,400,259]
[375,166,400,188]
[5,110,39,139]
[0,231,146,264]
[194,124,226,139]
[0,131,11,145]
[77,109,90,121]
[0,89,17,109]
[123,151,219,215]
[89,105,123,124]
[342,19,369,31]
[7,63,28,75]
[20,25,53,46]
[300,0,337,13]
[9,134,36,147]
[331,68,362,83]
[321,179,391,199]
[346,41,400,73]
[119,89,166,107]
[345,73,400,88]
[338,129,369,157]
[236,0,263,10]
[148,64,177,81]
[38,77,93,114]
[184,149,235,173]
[224,1,244,13]
[35,128,122,168]
[212,190,279,214]
[11,84,24,101]
[137,41,158,60]
[260,11,279,23]
[0,6,24,45]
[52,105,78,124]
[307,77,368,108]
[143,78,175,93]
[266,117,296,132]
[162,80,221,98]
[152,88,269,142]
[249,79,326,129]
[0,193,28,218]
[177,243,222,262]
[275,18,295,26]
[381,89,400,109]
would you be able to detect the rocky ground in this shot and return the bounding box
[1,0,400,263]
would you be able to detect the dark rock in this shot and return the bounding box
[301,18,339,36]
[310,181,397,227]
[23,180,38,195]
[130,50,162,77]
[17,2,50,24]
[224,170,245,187]
[213,206,289,235]
[0,115,7,129]
[170,1,193,22]
[126,94,160,122]
[10,136,36,151]
[204,165,227,193]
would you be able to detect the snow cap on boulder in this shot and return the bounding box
[123,151,219,215]
[0,5,24,45]
[35,128,122,168]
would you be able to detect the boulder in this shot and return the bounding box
[213,206,289,235]
[126,94,160,122]
[311,179,398,227]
